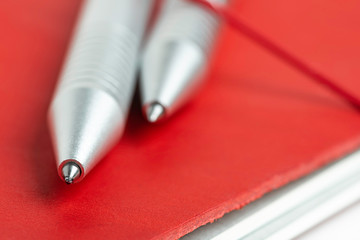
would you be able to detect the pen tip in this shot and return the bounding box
[146,103,165,123]
[64,177,73,185]
[61,162,81,184]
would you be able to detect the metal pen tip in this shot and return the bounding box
[61,162,81,184]
[146,103,165,123]
[64,177,73,184]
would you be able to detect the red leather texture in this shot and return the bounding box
[1,0,360,239]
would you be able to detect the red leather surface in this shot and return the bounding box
[1,0,360,239]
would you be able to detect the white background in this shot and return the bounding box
[298,200,360,239]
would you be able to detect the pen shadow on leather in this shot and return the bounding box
[121,85,190,141]
[122,87,153,140]
[30,116,70,199]
[30,118,94,200]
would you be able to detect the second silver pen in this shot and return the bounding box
[140,0,226,122]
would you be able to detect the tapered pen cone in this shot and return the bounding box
[140,41,206,119]
[62,162,81,184]
[50,88,125,183]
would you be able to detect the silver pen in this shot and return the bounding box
[140,0,226,122]
[49,0,153,184]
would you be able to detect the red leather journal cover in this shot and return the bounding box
[1,0,360,239]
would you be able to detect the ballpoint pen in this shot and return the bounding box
[48,0,153,184]
[140,0,226,123]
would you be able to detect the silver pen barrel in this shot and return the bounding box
[140,0,226,122]
[49,0,153,183]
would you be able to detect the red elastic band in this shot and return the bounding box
[187,0,360,110]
